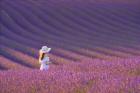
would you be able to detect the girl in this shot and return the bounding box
[39,46,51,71]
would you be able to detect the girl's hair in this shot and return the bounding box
[41,53,45,60]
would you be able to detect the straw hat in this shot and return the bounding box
[40,46,51,53]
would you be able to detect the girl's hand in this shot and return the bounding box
[46,61,52,64]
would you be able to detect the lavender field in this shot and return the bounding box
[0,0,140,93]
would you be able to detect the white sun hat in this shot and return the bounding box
[40,46,51,53]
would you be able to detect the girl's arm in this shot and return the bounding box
[39,51,43,63]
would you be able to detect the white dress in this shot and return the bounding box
[40,56,50,71]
